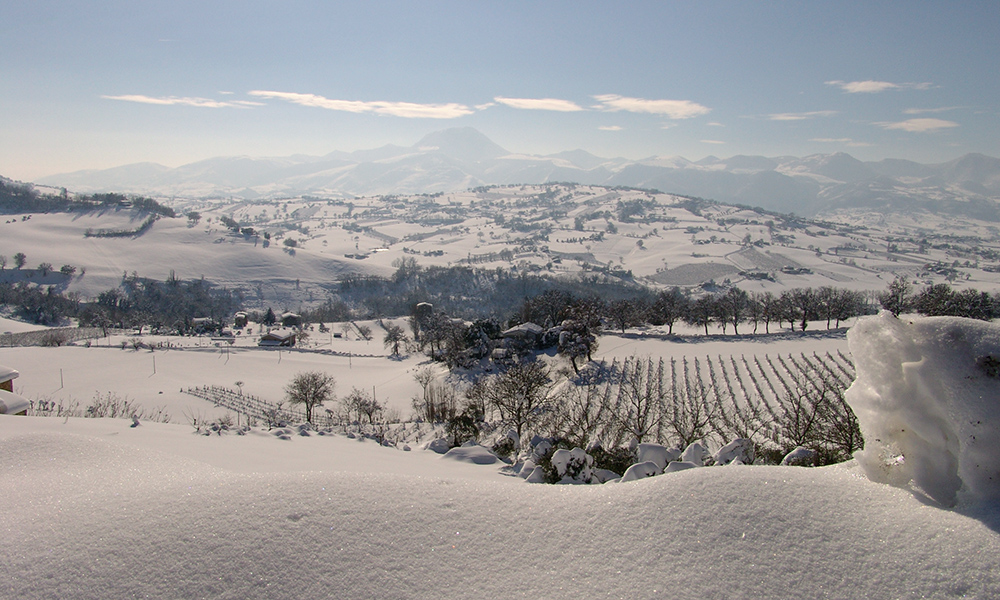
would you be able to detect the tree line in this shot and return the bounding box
[0,180,175,217]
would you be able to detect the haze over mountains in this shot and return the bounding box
[37,128,1000,220]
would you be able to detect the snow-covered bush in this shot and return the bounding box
[548,448,594,484]
[682,442,709,466]
[587,444,635,477]
[846,312,1000,506]
[714,438,755,465]
[664,461,698,473]
[491,429,519,461]
[635,443,680,473]
[424,438,451,454]
[781,447,817,466]
[620,461,660,482]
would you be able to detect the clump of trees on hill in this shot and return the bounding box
[878,275,1000,321]
[75,272,242,335]
[0,270,241,333]
[0,179,175,217]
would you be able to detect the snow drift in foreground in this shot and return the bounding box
[847,312,1000,507]
[2,419,999,599]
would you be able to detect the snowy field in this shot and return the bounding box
[1,322,852,424]
[3,314,1000,598]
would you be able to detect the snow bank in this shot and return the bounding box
[2,417,1000,599]
[846,312,1000,506]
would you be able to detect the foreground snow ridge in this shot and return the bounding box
[847,312,1000,506]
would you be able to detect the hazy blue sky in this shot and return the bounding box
[2,1,997,180]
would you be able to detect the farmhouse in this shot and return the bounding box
[259,329,296,347]
[501,322,543,341]
[0,365,29,415]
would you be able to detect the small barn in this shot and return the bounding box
[281,312,302,328]
[233,311,249,328]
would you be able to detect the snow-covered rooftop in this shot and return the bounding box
[0,364,18,383]
[0,389,29,415]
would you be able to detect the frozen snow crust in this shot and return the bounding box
[847,312,1000,506]
[3,418,1000,599]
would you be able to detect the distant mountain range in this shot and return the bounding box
[35,127,1000,219]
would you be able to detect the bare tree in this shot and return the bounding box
[285,371,336,424]
[685,294,716,336]
[552,367,615,447]
[343,387,382,425]
[650,287,688,335]
[474,360,552,439]
[383,323,407,356]
[878,275,912,317]
[355,323,373,341]
[721,287,750,335]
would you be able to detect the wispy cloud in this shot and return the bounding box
[593,94,710,118]
[826,80,933,93]
[706,122,724,127]
[700,140,725,145]
[248,90,473,118]
[810,137,873,147]
[767,110,837,121]
[102,94,262,108]
[877,118,959,132]
[903,106,961,115]
[494,97,584,112]
[598,125,622,131]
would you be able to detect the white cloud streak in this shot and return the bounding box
[494,97,584,112]
[248,90,474,118]
[593,94,710,118]
[826,80,933,93]
[700,140,725,144]
[102,94,262,108]
[767,110,837,121]
[903,106,961,115]
[598,125,622,131]
[877,118,959,132]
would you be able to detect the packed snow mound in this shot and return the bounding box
[636,443,679,472]
[846,312,1000,506]
[620,460,660,482]
[3,420,1000,599]
[441,444,498,465]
